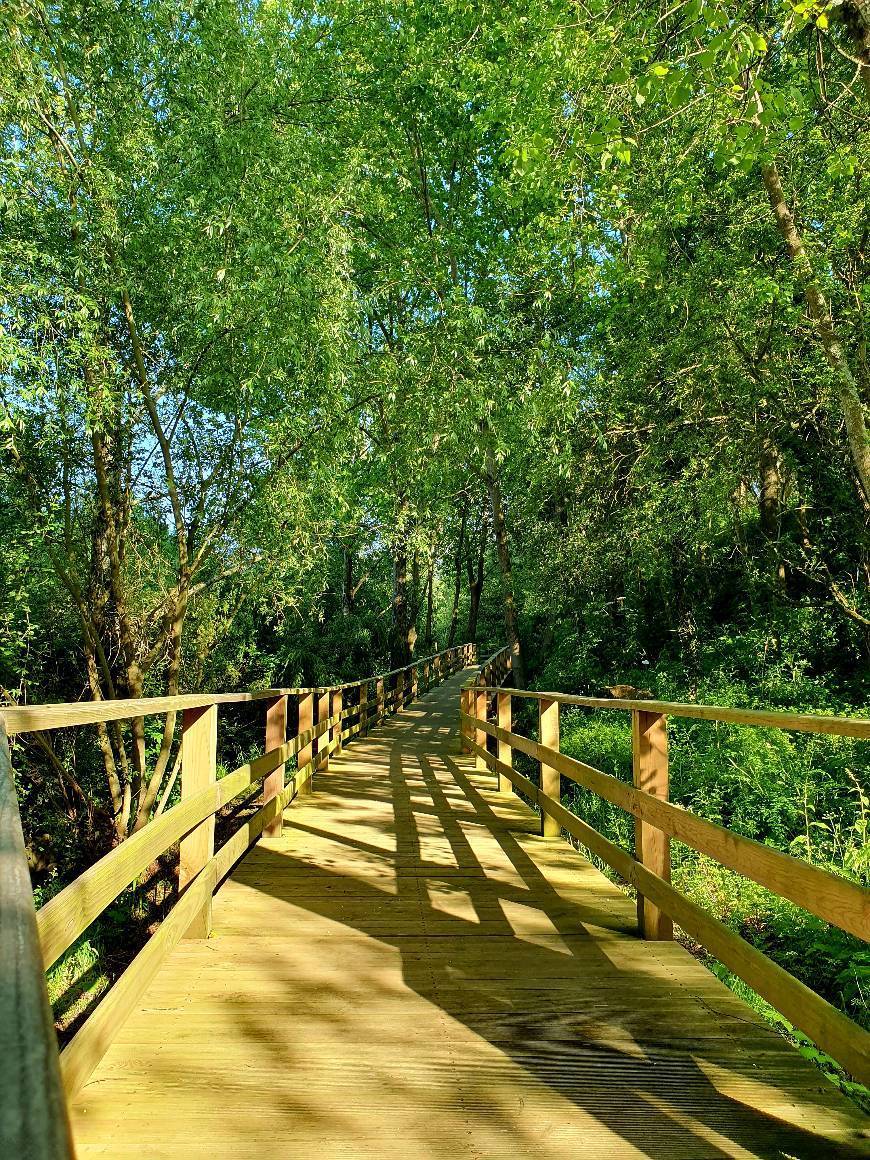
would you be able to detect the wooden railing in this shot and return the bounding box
[0,643,476,1158]
[459,684,870,1086]
[475,644,513,689]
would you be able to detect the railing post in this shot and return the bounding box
[316,689,330,771]
[376,677,385,724]
[396,670,405,714]
[411,664,418,701]
[359,681,368,735]
[179,703,217,937]
[539,697,560,838]
[332,688,343,755]
[475,684,487,772]
[297,691,314,795]
[459,685,471,753]
[497,690,512,795]
[263,694,288,838]
[632,709,673,940]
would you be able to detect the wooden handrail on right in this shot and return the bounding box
[0,643,476,1155]
[475,644,513,690]
[460,684,870,1086]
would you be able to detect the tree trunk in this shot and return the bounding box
[842,1,870,101]
[390,502,412,667]
[342,545,355,614]
[760,161,870,504]
[482,437,524,688]
[446,503,467,647]
[424,559,434,649]
[465,510,487,643]
[759,437,786,591]
[466,564,482,643]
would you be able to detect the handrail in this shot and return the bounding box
[0,643,479,736]
[1,642,477,1146]
[475,644,513,689]
[470,685,870,739]
[458,684,870,1086]
[0,722,74,1159]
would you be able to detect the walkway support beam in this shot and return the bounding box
[497,691,512,795]
[475,686,488,772]
[632,709,673,940]
[297,692,314,795]
[332,689,343,756]
[180,703,217,938]
[316,690,330,773]
[539,697,560,838]
[263,694,287,838]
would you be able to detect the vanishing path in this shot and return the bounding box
[70,671,869,1158]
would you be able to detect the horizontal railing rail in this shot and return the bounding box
[1,643,477,1156]
[458,681,870,1086]
[0,643,478,736]
[469,686,870,740]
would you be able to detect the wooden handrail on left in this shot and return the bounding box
[0,722,74,1159]
[0,643,477,1150]
[460,683,870,1087]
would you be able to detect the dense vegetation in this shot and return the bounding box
[1,0,868,1097]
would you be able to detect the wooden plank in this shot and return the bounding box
[459,686,471,754]
[469,738,870,1086]
[539,697,560,838]
[359,682,369,735]
[632,709,672,941]
[497,691,512,796]
[179,704,217,939]
[0,723,74,1159]
[297,692,314,797]
[1,689,285,736]
[60,844,219,1099]
[470,688,870,739]
[474,688,487,773]
[316,690,330,774]
[332,689,343,757]
[464,711,870,942]
[263,695,287,839]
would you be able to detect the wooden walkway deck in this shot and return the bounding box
[70,671,869,1158]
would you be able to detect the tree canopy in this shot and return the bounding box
[1,0,868,850]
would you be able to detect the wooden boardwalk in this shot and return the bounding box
[70,671,869,1158]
